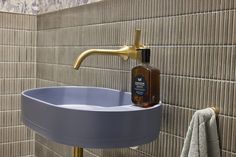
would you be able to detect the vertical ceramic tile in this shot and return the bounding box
[233,83,236,117]
[0,13,36,157]
[232,10,236,45]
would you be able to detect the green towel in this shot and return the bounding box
[181,108,221,157]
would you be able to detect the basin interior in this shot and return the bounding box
[25,87,133,108]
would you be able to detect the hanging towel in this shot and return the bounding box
[180,108,221,157]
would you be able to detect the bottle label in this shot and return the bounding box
[133,75,147,96]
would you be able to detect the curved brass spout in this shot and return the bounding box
[74,46,138,69]
[73,30,144,70]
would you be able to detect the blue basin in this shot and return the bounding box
[21,86,162,148]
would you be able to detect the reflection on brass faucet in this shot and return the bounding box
[73,30,144,70]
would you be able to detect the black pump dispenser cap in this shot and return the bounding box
[139,48,150,63]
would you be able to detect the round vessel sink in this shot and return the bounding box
[21,86,162,148]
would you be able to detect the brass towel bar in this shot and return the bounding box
[211,107,220,115]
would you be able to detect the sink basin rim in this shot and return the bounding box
[21,86,162,148]
[22,86,160,112]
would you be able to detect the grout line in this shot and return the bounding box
[0,109,21,113]
[0,139,34,145]
[159,130,236,154]
[36,45,236,47]
[222,149,236,155]
[130,147,153,157]
[84,149,100,157]
[0,10,36,16]
[0,27,36,32]
[79,66,130,73]
[0,77,36,79]
[161,103,236,120]
[0,93,21,96]
[0,125,26,129]
[159,130,185,140]
[35,141,66,157]
[0,45,36,47]
[162,74,236,84]
[37,62,131,73]
[0,62,35,63]
[36,78,55,82]
[0,78,35,80]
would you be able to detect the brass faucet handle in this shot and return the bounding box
[134,29,141,48]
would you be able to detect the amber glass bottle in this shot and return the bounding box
[131,48,160,108]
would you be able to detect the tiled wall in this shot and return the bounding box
[0,12,37,157]
[36,0,236,157]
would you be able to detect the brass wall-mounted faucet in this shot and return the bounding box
[73,30,144,70]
